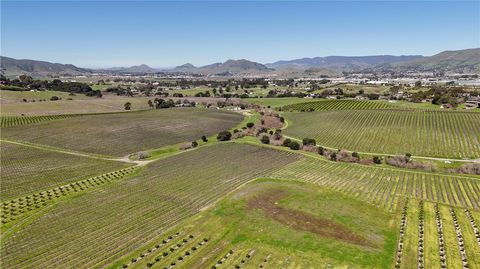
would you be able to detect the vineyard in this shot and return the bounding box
[269,155,480,211]
[0,143,300,269]
[283,109,480,158]
[0,114,80,127]
[392,199,480,269]
[281,99,393,111]
[1,108,243,156]
[0,141,130,201]
[116,179,398,269]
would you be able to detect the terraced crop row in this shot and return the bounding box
[0,114,78,127]
[269,157,480,211]
[396,200,480,269]
[283,109,480,158]
[0,142,131,200]
[0,167,138,224]
[0,143,300,269]
[281,99,393,111]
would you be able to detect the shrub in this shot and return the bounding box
[373,156,382,164]
[50,96,60,101]
[246,122,254,128]
[352,152,359,158]
[191,141,198,148]
[217,131,232,141]
[279,117,285,123]
[289,141,300,150]
[302,138,316,146]
[201,135,208,142]
[330,152,337,161]
[282,139,292,147]
[137,151,150,159]
[260,135,270,144]
[318,146,324,155]
[124,102,131,110]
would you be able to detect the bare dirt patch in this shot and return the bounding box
[247,189,374,248]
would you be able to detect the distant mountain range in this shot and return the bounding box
[0,56,90,77]
[266,55,424,71]
[1,48,479,78]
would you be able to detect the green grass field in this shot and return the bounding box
[1,108,243,156]
[120,179,398,269]
[283,109,480,158]
[0,141,130,201]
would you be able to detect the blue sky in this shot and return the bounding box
[1,1,479,68]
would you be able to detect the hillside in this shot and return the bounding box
[0,56,89,77]
[396,48,480,72]
[102,64,157,73]
[197,59,273,75]
[266,55,423,71]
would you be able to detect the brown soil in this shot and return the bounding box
[247,189,374,247]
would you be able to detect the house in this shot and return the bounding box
[465,97,480,109]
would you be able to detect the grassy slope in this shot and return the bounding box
[245,97,318,108]
[0,142,130,201]
[1,108,243,157]
[122,179,397,269]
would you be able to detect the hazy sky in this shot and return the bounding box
[1,1,479,68]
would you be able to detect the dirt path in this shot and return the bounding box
[248,189,374,248]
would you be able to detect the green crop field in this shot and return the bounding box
[0,141,130,201]
[245,97,318,108]
[0,143,300,269]
[1,108,243,157]
[282,99,394,111]
[269,154,480,211]
[283,109,480,158]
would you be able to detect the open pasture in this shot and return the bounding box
[119,179,397,269]
[1,108,243,156]
[283,109,480,158]
[0,141,130,201]
[281,99,394,111]
[0,143,300,269]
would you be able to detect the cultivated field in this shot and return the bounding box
[283,109,480,158]
[119,179,398,269]
[1,108,243,156]
[269,154,480,211]
[0,143,300,269]
[282,99,394,111]
[0,141,130,201]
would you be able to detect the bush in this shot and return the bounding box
[318,146,324,155]
[50,96,60,101]
[279,117,285,123]
[282,138,292,147]
[373,156,382,164]
[124,102,131,110]
[302,138,316,146]
[191,141,198,148]
[137,151,150,159]
[217,131,232,141]
[352,152,359,158]
[201,135,208,142]
[246,122,254,128]
[260,135,270,144]
[330,152,337,161]
[289,141,300,150]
